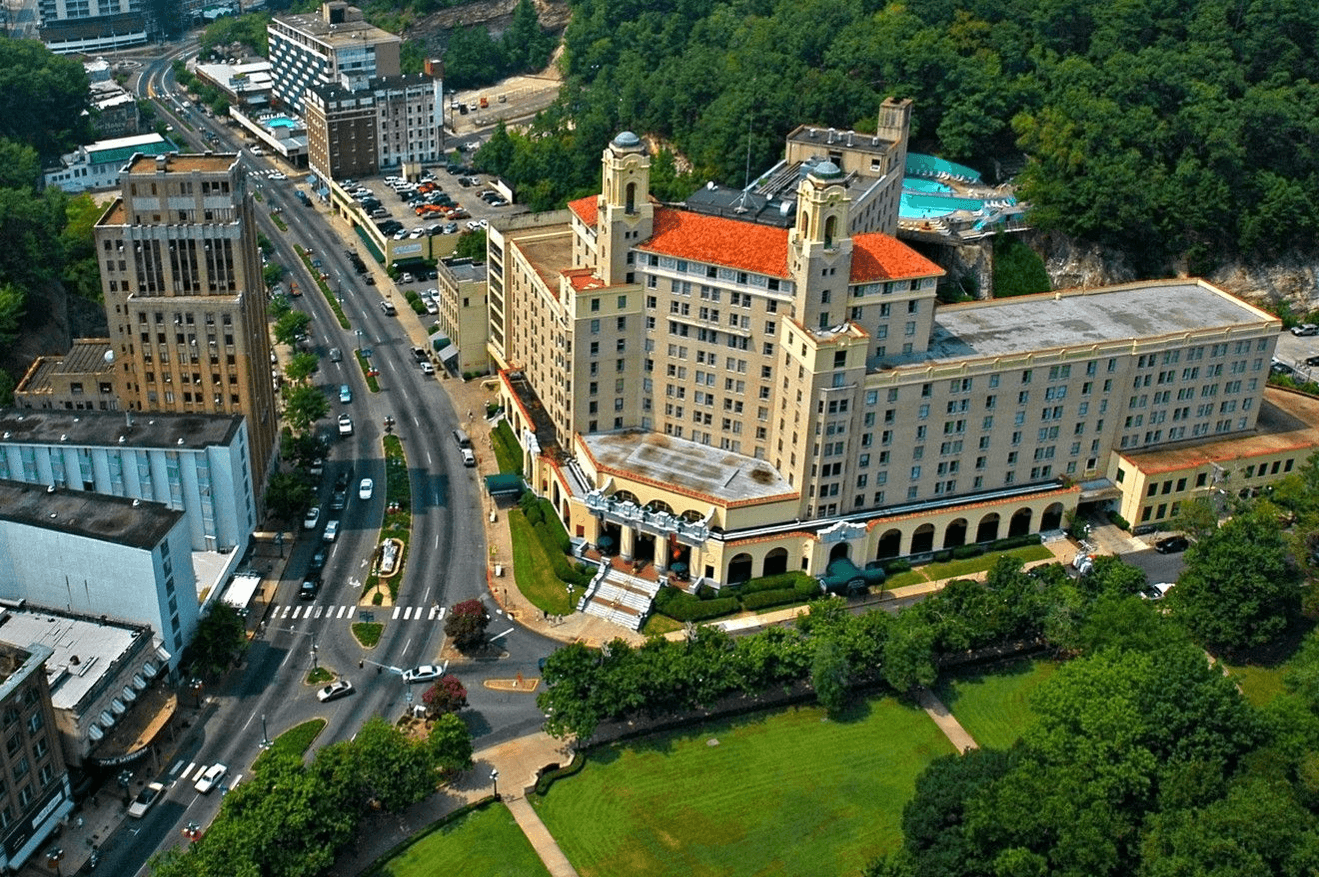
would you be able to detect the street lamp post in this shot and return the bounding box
[260,714,271,749]
[490,768,499,801]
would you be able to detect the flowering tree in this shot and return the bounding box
[421,674,468,716]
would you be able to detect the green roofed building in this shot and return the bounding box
[44,134,178,193]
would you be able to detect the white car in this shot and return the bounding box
[317,680,354,702]
[359,478,374,500]
[269,172,286,181]
[401,664,444,684]
[338,413,353,436]
[128,782,165,818]
[303,507,321,530]
[425,299,439,314]
[194,763,227,794]
[466,220,482,231]
[323,520,340,542]
[420,362,435,375]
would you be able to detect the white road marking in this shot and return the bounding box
[180,762,195,779]
[392,605,402,619]
[347,605,356,618]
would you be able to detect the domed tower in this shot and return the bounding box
[789,160,854,330]
[597,131,653,286]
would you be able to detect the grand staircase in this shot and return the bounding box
[579,565,663,631]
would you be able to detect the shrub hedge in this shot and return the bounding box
[653,587,739,621]
[742,587,806,611]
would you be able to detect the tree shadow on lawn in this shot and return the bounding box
[1222,614,1315,668]
[931,656,1038,713]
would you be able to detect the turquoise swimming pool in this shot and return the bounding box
[266,116,296,129]
[904,178,954,194]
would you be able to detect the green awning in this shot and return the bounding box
[354,224,384,263]
[484,473,525,496]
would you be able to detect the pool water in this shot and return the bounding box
[904,178,953,194]
[266,116,296,129]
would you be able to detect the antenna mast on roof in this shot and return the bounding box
[743,115,753,190]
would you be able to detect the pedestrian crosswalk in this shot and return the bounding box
[170,760,242,791]
[268,604,446,622]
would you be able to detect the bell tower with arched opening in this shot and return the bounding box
[597,131,653,286]
[789,160,854,332]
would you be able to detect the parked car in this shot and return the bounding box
[317,680,354,702]
[339,384,352,404]
[323,520,340,542]
[380,300,397,316]
[1140,582,1176,600]
[338,413,353,436]
[461,447,476,467]
[401,664,444,685]
[1154,535,1189,554]
[194,763,228,794]
[128,782,166,818]
[1306,355,1319,367]
[359,478,374,500]
[1291,324,1319,336]
[420,361,435,375]
[303,507,321,530]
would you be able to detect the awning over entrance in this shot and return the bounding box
[437,343,459,362]
[484,473,525,497]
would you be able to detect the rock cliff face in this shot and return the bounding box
[410,0,571,41]
[1029,230,1319,316]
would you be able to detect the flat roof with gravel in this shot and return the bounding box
[582,432,796,506]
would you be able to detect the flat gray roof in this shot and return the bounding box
[0,480,182,551]
[918,280,1276,365]
[582,431,795,505]
[0,608,147,710]
[0,409,243,451]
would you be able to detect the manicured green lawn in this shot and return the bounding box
[1222,661,1287,708]
[491,420,523,474]
[510,509,575,615]
[885,545,1055,589]
[934,659,1057,750]
[372,802,551,877]
[253,718,325,771]
[534,698,954,877]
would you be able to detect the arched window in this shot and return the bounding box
[824,215,837,248]
[625,182,636,214]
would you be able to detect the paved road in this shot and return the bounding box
[83,47,560,877]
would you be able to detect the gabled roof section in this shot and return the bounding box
[568,195,597,230]
[639,207,790,279]
[851,233,944,282]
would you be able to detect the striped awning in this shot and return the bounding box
[87,724,104,741]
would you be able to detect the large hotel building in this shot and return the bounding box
[94,153,278,494]
[488,106,1283,590]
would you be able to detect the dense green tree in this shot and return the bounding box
[264,470,314,520]
[283,384,329,433]
[0,284,24,349]
[350,717,437,811]
[0,42,92,159]
[283,351,320,385]
[0,140,40,190]
[1169,509,1301,655]
[183,603,248,678]
[810,638,850,714]
[199,12,272,56]
[273,310,311,346]
[427,712,474,776]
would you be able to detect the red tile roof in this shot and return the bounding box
[565,268,606,291]
[568,195,597,229]
[638,207,791,278]
[851,233,944,282]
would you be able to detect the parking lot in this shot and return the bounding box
[1273,325,1319,381]
[337,163,528,253]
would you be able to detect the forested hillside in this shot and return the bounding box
[481,0,1319,276]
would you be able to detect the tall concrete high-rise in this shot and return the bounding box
[95,153,277,496]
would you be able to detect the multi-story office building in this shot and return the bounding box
[0,480,197,665]
[94,153,278,493]
[267,1,401,114]
[0,409,256,553]
[38,0,147,54]
[489,124,1282,588]
[434,257,488,375]
[305,69,443,180]
[0,640,72,872]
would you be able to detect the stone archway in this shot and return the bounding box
[763,547,789,576]
[1008,507,1033,538]
[911,523,936,554]
[829,542,851,562]
[943,518,968,549]
[975,512,1000,543]
[1041,502,1065,531]
[728,552,753,584]
[876,529,902,559]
